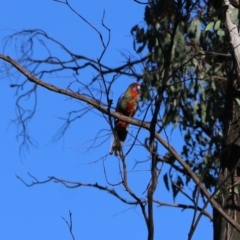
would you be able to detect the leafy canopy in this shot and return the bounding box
[131,0,230,196]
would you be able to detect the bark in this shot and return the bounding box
[214,1,240,239]
[214,119,240,239]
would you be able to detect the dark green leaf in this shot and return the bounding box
[163,173,170,191]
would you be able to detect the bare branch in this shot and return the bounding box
[16,174,141,205]
[61,211,75,240]
[154,200,213,220]
[2,54,240,231]
[17,173,213,220]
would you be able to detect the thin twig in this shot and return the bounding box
[61,210,75,240]
[2,54,240,232]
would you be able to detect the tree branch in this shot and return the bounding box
[2,53,240,231]
[16,173,140,205]
[17,173,213,220]
[153,200,213,220]
[61,210,75,240]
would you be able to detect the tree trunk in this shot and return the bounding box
[213,74,240,239]
[213,1,240,239]
[214,145,240,240]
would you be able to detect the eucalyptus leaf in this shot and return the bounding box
[217,29,225,37]
[214,20,221,31]
[205,22,214,31]
[235,98,240,106]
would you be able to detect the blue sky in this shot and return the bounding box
[0,1,212,239]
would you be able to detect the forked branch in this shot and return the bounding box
[1,54,240,231]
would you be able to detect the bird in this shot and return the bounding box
[110,82,141,157]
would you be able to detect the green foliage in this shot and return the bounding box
[132,0,231,198]
[236,98,240,106]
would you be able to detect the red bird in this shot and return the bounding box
[110,82,141,156]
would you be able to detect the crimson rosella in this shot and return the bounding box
[110,82,141,156]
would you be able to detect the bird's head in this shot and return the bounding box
[129,82,141,95]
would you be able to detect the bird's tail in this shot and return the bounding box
[109,136,123,157]
[109,125,129,157]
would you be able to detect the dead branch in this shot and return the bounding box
[2,53,240,231]
[61,210,75,240]
[153,200,213,220]
[16,173,140,205]
[17,173,213,220]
